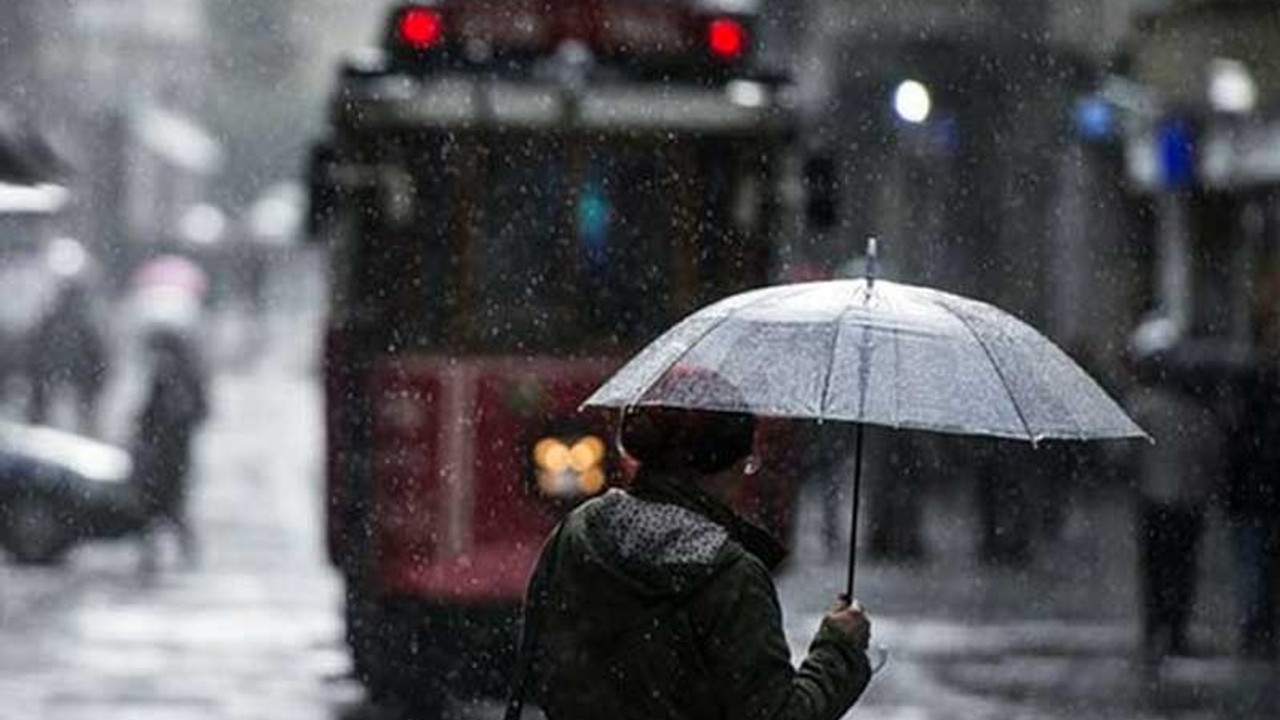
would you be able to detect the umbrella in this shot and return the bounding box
[128,255,209,336]
[131,254,210,298]
[583,241,1147,598]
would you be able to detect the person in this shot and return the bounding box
[26,280,109,435]
[867,430,927,563]
[510,400,874,720]
[790,420,852,561]
[1226,362,1280,660]
[971,439,1035,567]
[1218,269,1280,661]
[132,328,209,569]
[1127,380,1224,661]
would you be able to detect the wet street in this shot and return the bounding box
[1,303,1277,720]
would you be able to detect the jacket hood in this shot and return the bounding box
[576,488,731,597]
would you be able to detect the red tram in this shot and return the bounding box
[307,0,800,706]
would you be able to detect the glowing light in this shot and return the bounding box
[46,237,87,278]
[1208,58,1257,114]
[727,80,766,109]
[1074,96,1114,140]
[707,18,747,60]
[179,203,227,246]
[534,435,608,498]
[568,436,605,472]
[579,468,606,495]
[533,438,571,473]
[893,80,931,124]
[400,8,444,50]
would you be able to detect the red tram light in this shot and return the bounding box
[707,17,748,61]
[399,7,444,50]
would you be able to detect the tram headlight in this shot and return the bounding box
[533,435,607,498]
[534,438,572,473]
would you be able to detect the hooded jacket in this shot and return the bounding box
[530,470,871,720]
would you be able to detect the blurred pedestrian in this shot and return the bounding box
[1227,365,1280,660]
[790,421,851,561]
[1127,380,1225,661]
[508,402,874,720]
[867,429,928,563]
[973,440,1034,567]
[132,328,209,570]
[26,279,109,435]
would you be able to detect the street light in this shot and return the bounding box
[893,79,931,124]
[1207,58,1257,115]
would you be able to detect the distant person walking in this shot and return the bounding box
[972,439,1034,567]
[1223,279,1280,660]
[1227,364,1280,660]
[132,328,209,569]
[509,402,874,720]
[1127,380,1225,661]
[27,281,109,435]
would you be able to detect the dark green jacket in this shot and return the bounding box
[530,471,871,720]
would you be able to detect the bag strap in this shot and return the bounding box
[504,521,567,720]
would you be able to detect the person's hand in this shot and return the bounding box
[821,599,871,650]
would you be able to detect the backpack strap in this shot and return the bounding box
[504,521,567,720]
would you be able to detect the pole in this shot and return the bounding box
[843,422,865,602]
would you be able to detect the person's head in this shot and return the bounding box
[619,406,756,479]
[617,366,758,497]
[1127,314,1180,386]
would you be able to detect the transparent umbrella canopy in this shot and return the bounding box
[584,244,1148,597]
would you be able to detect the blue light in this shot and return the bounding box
[1157,117,1196,190]
[1074,96,1114,141]
[577,178,611,263]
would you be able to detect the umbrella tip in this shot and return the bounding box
[865,236,878,289]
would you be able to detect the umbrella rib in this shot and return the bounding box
[626,320,733,408]
[888,290,902,427]
[818,301,855,419]
[940,302,1036,442]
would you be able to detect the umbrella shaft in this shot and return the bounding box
[845,423,865,601]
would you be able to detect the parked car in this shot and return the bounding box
[0,420,144,564]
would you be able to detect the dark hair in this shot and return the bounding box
[619,406,756,475]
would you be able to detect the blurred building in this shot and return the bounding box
[0,0,223,279]
[799,0,1178,559]
[803,0,1172,358]
[0,1,44,112]
[1116,0,1280,349]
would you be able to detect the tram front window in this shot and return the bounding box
[469,140,752,354]
[346,137,765,355]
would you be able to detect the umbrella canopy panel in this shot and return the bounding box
[585,279,1146,443]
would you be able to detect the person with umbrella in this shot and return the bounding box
[583,240,1146,602]
[507,371,874,720]
[510,241,1145,718]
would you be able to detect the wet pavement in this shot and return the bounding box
[779,469,1280,720]
[1,298,1277,720]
